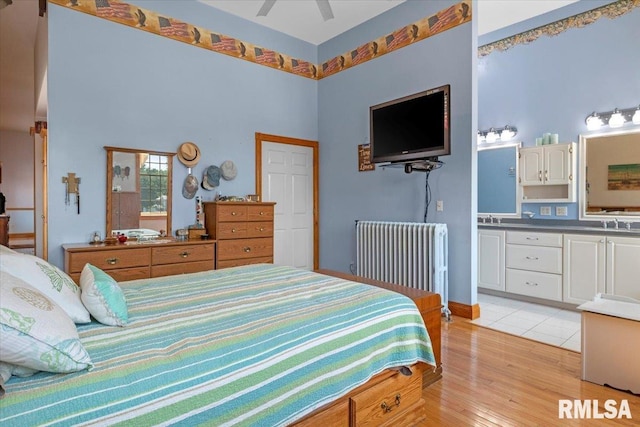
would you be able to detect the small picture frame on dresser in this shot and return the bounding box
[246,194,260,202]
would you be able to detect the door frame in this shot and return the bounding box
[255,132,319,270]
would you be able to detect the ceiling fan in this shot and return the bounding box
[257,0,334,21]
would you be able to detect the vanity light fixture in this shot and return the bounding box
[585,104,640,130]
[477,125,518,144]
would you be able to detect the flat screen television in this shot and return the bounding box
[369,84,450,164]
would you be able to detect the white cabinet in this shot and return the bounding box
[563,234,640,303]
[519,143,576,202]
[505,231,563,301]
[478,230,505,291]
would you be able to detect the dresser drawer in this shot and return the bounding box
[68,248,150,273]
[69,266,150,284]
[247,205,273,221]
[351,365,423,427]
[216,205,247,222]
[218,222,248,239]
[151,243,214,265]
[506,244,562,274]
[506,268,562,301]
[151,260,213,277]
[245,221,273,238]
[507,231,562,247]
[216,257,273,269]
[217,238,273,261]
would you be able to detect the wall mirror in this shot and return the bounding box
[478,142,521,218]
[105,146,175,239]
[579,128,640,220]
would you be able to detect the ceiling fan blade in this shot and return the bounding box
[257,0,277,17]
[315,0,334,21]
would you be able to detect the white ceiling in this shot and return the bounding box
[200,0,580,45]
[0,0,579,133]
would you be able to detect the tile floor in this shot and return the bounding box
[471,293,581,352]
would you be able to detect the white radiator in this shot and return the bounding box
[356,221,449,316]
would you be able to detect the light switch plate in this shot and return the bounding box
[540,206,551,216]
[436,200,443,211]
[556,206,568,216]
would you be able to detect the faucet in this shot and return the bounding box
[602,220,608,229]
[488,214,493,224]
[613,218,619,229]
[623,221,632,231]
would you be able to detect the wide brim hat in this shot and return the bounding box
[182,174,198,199]
[220,160,237,181]
[201,165,221,190]
[177,142,201,167]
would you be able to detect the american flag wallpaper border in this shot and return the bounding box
[48,0,471,81]
[478,0,640,57]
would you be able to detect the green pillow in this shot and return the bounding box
[80,264,128,326]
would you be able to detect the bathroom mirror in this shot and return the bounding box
[478,142,521,218]
[105,146,175,239]
[579,128,640,220]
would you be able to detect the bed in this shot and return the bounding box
[0,262,438,426]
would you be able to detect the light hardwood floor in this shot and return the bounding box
[420,317,640,426]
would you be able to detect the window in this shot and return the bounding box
[139,154,169,214]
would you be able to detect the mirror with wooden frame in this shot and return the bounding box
[579,128,640,221]
[105,146,175,239]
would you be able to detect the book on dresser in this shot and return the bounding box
[203,201,275,269]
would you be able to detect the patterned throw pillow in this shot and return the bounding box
[0,252,90,323]
[80,264,128,326]
[0,272,93,375]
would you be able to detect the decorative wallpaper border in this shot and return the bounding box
[478,0,640,57]
[49,0,471,80]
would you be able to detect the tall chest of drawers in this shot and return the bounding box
[203,201,275,269]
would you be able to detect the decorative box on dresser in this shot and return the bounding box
[203,201,275,269]
[63,240,215,284]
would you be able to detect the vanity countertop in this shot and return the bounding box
[478,222,640,237]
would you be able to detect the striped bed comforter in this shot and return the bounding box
[0,264,435,426]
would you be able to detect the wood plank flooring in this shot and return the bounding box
[420,317,640,426]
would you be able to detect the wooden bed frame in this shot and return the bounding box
[290,270,443,426]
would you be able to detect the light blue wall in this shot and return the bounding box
[47,2,318,267]
[318,0,476,305]
[478,1,640,220]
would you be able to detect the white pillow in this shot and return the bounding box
[0,252,90,323]
[80,264,128,326]
[0,271,93,374]
[0,244,17,255]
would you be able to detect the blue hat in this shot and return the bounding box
[202,165,221,190]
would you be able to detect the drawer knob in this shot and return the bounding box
[259,211,265,216]
[180,251,190,258]
[525,256,539,260]
[243,247,251,253]
[259,227,265,232]
[105,257,119,265]
[525,237,539,241]
[380,394,401,413]
[525,281,538,287]
[231,212,238,216]
[232,228,237,233]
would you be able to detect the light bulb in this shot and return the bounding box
[486,129,498,143]
[477,131,485,144]
[586,113,603,131]
[633,106,640,125]
[500,126,516,141]
[608,109,625,128]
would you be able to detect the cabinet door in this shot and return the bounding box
[606,236,640,299]
[519,147,543,186]
[544,144,571,185]
[563,234,605,304]
[478,230,505,291]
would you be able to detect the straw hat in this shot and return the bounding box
[220,160,237,181]
[177,142,201,167]
[201,165,221,190]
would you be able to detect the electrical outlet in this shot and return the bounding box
[540,206,552,216]
[436,200,443,211]
[556,206,568,216]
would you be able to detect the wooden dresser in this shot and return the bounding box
[203,201,275,269]
[63,239,215,284]
[0,215,9,247]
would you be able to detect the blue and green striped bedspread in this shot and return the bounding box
[1,264,435,426]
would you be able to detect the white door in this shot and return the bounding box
[545,144,571,185]
[519,147,543,186]
[606,236,640,299]
[478,230,505,291]
[261,141,314,269]
[562,234,605,304]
